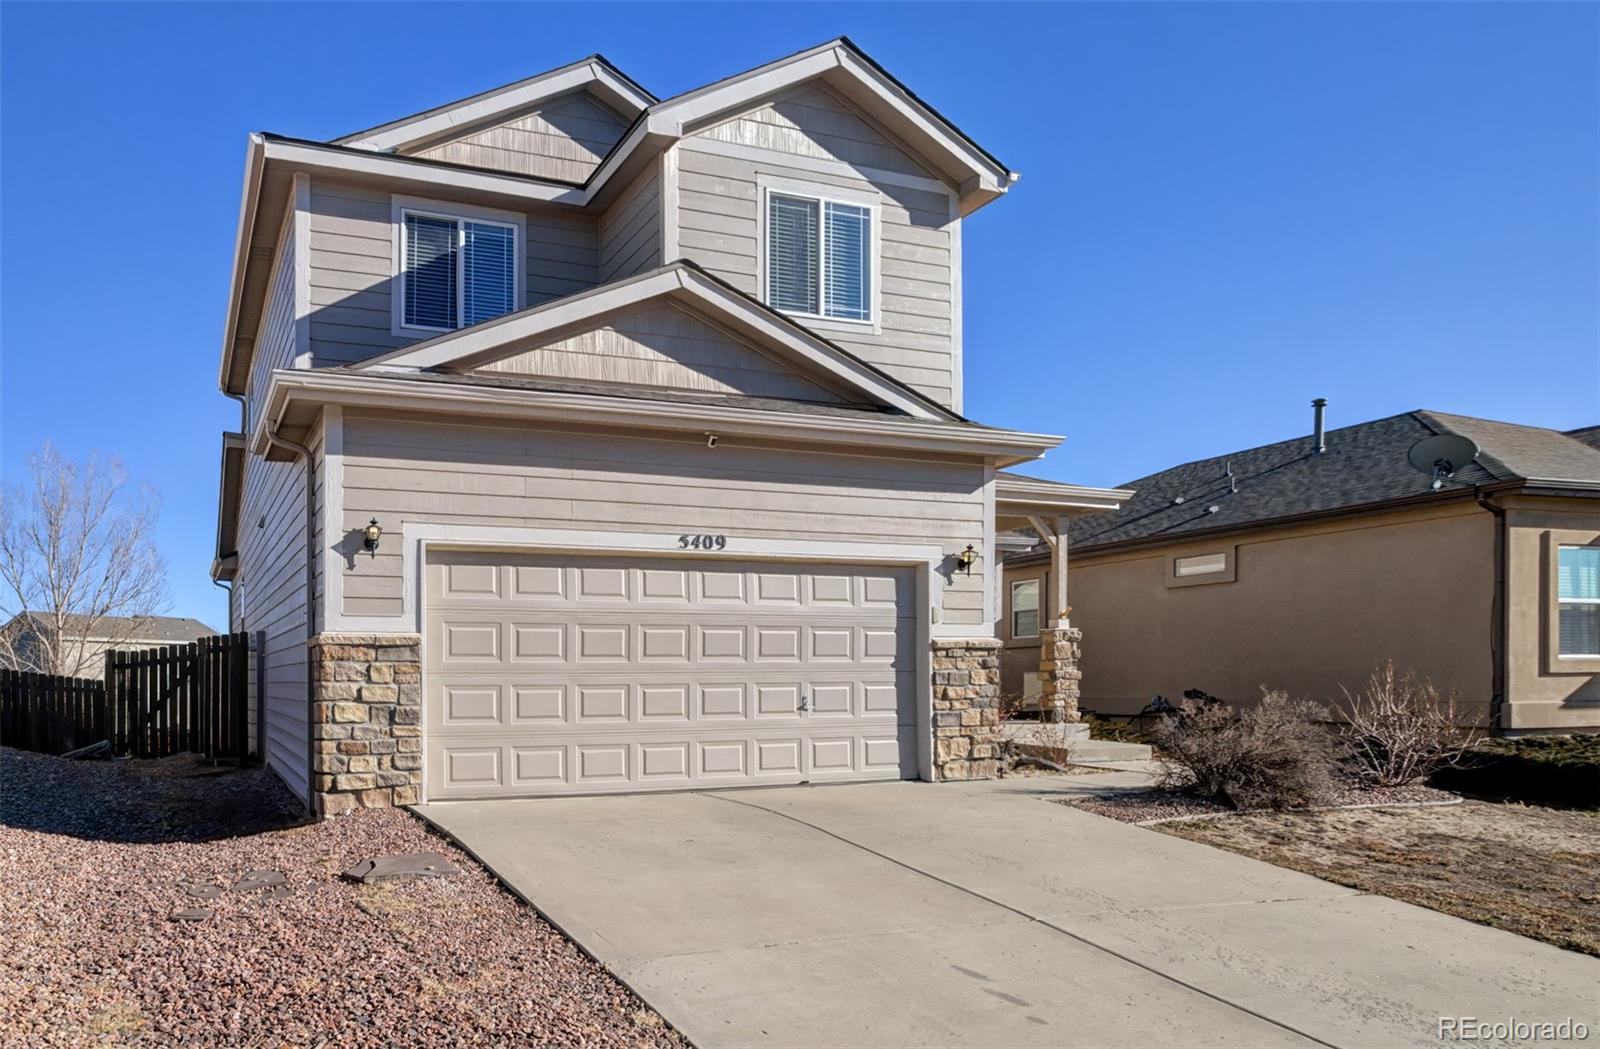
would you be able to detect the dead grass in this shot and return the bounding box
[1158,801,1600,956]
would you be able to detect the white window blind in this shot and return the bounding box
[1558,546,1600,656]
[767,191,872,321]
[823,201,870,320]
[462,221,516,327]
[401,211,518,332]
[1011,579,1040,638]
[767,195,819,314]
[403,214,458,330]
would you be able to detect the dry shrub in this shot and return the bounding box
[1340,661,1482,786]
[1150,690,1336,810]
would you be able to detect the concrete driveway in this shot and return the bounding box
[417,777,1598,1048]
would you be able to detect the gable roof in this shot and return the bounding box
[352,260,959,421]
[4,613,217,644]
[221,39,1016,395]
[1008,410,1600,560]
[333,54,655,154]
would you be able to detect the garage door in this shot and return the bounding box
[424,550,918,799]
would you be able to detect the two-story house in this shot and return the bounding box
[212,39,1128,815]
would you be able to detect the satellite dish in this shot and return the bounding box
[1407,434,1480,491]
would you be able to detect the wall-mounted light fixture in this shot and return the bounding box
[957,544,977,574]
[362,518,383,556]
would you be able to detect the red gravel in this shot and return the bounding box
[0,748,681,1048]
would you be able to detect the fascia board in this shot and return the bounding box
[218,134,267,393]
[256,369,1062,464]
[338,61,652,153]
[260,138,585,206]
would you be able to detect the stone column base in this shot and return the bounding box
[1039,626,1084,723]
[310,633,423,817]
[932,638,1002,781]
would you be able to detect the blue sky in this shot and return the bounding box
[2,2,1595,630]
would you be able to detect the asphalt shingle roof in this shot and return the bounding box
[7,614,217,643]
[1051,410,1600,555]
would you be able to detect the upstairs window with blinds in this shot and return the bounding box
[766,191,872,322]
[400,210,519,332]
[1557,545,1600,657]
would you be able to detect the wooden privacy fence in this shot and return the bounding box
[106,633,251,760]
[0,671,106,755]
[0,632,252,760]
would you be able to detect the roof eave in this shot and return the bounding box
[253,368,1062,467]
[218,134,267,395]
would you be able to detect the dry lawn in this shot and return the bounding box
[1159,801,1600,956]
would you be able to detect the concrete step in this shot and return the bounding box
[999,721,1154,763]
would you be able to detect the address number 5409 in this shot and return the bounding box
[678,534,728,550]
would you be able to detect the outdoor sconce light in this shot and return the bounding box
[362,518,383,556]
[957,544,977,574]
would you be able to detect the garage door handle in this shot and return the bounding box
[797,695,809,712]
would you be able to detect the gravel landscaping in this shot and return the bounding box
[0,748,682,1048]
[1158,801,1600,956]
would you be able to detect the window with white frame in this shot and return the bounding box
[1011,579,1040,639]
[398,208,520,332]
[1557,545,1600,657]
[765,191,872,322]
[1174,552,1228,578]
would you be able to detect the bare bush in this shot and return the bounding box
[1150,690,1336,810]
[1339,661,1482,786]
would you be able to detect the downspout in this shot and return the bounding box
[1474,487,1507,734]
[267,426,318,811]
[221,389,248,630]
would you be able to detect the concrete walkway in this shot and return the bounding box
[416,778,1598,1049]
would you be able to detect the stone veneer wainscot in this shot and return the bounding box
[310,634,423,817]
[931,638,1002,781]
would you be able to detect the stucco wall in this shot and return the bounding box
[1010,503,1499,723]
[1502,496,1600,732]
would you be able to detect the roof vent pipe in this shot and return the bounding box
[1312,398,1328,454]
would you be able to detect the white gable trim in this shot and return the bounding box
[651,41,1012,213]
[352,264,945,420]
[335,57,652,154]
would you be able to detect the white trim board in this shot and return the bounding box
[352,262,939,420]
[328,523,951,634]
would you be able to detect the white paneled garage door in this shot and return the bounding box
[424,550,918,799]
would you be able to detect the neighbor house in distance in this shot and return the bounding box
[0,613,217,680]
[1000,405,1600,734]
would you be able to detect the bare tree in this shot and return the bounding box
[0,443,170,677]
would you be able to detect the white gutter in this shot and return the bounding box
[254,369,1063,467]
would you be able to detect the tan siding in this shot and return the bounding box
[676,93,958,407]
[413,90,629,182]
[597,164,661,282]
[477,302,843,401]
[236,441,310,801]
[306,179,600,366]
[337,412,987,624]
[698,84,935,179]
[245,224,297,432]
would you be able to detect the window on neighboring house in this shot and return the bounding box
[1557,545,1600,657]
[1174,552,1228,578]
[400,210,519,332]
[1011,579,1040,639]
[766,192,872,322]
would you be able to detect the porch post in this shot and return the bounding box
[1051,515,1069,626]
[1039,515,1083,723]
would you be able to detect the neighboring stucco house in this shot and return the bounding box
[1000,406,1600,734]
[0,613,217,679]
[211,40,1128,814]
